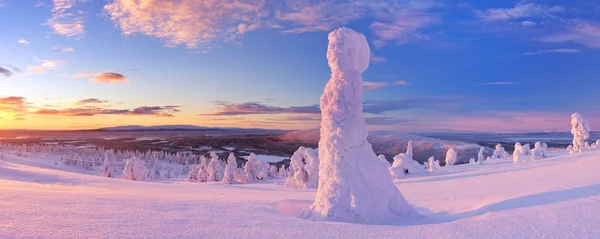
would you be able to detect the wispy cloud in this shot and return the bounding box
[25,58,64,75]
[47,0,85,38]
[104,0,266,48]
[475,2,565,24]
[103,0,438,49]
[0,67,13,77]
[73,98,110,105]
[0,96,30,120]
[199,102,320,116]
[370,52,386,63]
[523,48,581,55]
[52,46,75,52]
[89,72,129,84]
[72,72,95,78]
[369,11,436,48]
[34,105,181,117]
[18,38,29,44]
[363,81,409,92]
[484,82,516,85]
[540,20,600,48]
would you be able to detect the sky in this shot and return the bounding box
[0,0,599,133]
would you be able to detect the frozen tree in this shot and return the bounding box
[122,157,150,181]
[243,153,260,182]
[223,164,235,184]
[165,167,173,179]
[269,165,279,178]
[207,153,222,182]
[492,144,509,159]
[445,148,457,166]
[98,154,115,178]
[531,142,546,160]
[378,154,391,166]
[286,146,319,188]
[301,28,418,224]
[469,158,476,164]
[152,159,161,179]
[390,141,425,178]
[222,152,238,184]
[186,166,200,182]
[478,147,485,163]
[426,156,437,173]
[593,140,600,149]
[196,156,208,182]
[584,141,591,150]
[567,145,574,154]
[257,161,269,180]
[571,113,591,152]
[278,166,289,178]
[522,144,531,155]
[435,160,440,168]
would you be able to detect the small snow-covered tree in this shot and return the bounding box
[469,158,476,164]
[492,144,508,159]
[426,156,437,173]
[243,153,260,182]
[207,153,222,182]
[435,160,441,168]
[522,144,531,155]
[445,148,457,166]
[531,141,546,160]
[165,167,173,178]
[152,159,161,179]
[571,113,591,152]
[390,141,425,177]
[98,154,115,178]
[278,166,289,178]
[269,165,279,178]
[593,140,600,149]
[223,163,235,184]
[286,146,319,188]
[378,154,391,166]
[187,166,200,182]
[197,156,208,182]
[477,147,485,163]
[257,161,269,180]
[122,157,150,181]
[567,145,574,154]
[584,141,591,150]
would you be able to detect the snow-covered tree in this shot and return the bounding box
[522,144,531,155]
[426,156,437,173]
[477,147,485,163]
[222,152,238,184]
[186,166,200,182]
[152,159,161,179]
[269,165,279,178]
[567,145,574,154]
[278,166,288,178]
[435,160,440,168]
[445,148,457,166]
[243,153,260,182]
[571,113,591,152]
[98,154,115,178]
[390,141,425,178]
[469,158,476,164]
[378,154,391,166]
[286,146,319,188]
[301,28,418,223]
[492,144,509,159]
[165,167,173,179]
[257,161,269,180]
[122,157,150,181]
[531,141,546,160]
[207,153,222,182]
[196,156,208,182]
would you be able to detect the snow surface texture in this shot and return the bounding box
[3,143,600,238]
[300,28,418,224]
[571,113,591,152]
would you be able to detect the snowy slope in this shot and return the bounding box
[2,149,600,238]
[280,128,489,163]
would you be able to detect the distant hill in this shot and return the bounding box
[279,128,491,164]
[96,125,288,135]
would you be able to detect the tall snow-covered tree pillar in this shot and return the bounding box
[301,27,418,224]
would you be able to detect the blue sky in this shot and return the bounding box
[0,0,599,132]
